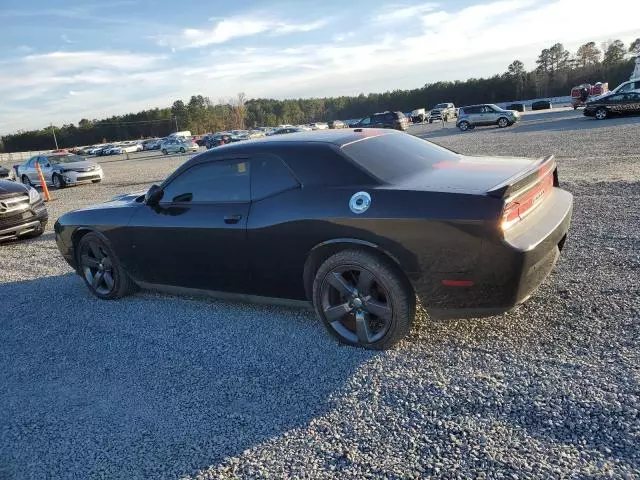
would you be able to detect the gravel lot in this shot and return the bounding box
[1,111,639,479]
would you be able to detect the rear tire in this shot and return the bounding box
[179,147,185,153]
[162,149,168,155]
[312,249,415,350]
[458,121,470,131]
[595,108,608,120]
[77,232,138,300]
[21,175,32,187]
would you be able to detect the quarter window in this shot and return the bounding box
[251,156,299,200]
[162,160,250,204]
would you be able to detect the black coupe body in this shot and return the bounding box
[55,130,572,349]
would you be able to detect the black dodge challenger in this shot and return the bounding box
[55,129,573,349]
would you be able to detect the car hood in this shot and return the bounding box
[110,190,146,202]
[55,160,99,170]
[391,155,539,194]
[0,179,28,196]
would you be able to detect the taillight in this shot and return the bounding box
[501,166,555,230]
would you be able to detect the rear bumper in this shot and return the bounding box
[420,188,573,319]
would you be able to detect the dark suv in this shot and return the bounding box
[352,111,409,131]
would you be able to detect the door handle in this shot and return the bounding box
[224,214,242,224]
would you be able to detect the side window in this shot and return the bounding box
[162,160,250,204]
[618,83,631,92]
[608,94,624,103]
[465,106,479,114]
[359,116,371,125]
[251,156,299,201]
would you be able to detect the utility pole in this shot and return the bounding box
[174,116,179,132]
[50,123,59,149]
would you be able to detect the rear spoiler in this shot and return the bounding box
[487,154,557,199]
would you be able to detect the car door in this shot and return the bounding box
[38,156,55,184]
[480,105,498,125]
[124,158,251,292]
[246,155,303,298]
[357,116,372,128]
[29,156,48,183]
[464,106,482,125]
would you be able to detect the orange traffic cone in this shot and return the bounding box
[34,161,51,201]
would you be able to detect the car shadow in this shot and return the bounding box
[0,273,376,479]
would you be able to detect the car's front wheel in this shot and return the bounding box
[179,147,185,153]
[458,121,470,131]
[52,173,65,189]
[312,249,415,350]
[77,232,138,300]
[162,149,168,155]
[497,117,509,128]
[595,107,608,120]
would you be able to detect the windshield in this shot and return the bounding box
[47,154,85,164]
[341,133,459,183]
[434,103,448,109]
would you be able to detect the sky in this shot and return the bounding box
[1,0,639,134]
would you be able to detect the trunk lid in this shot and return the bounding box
[394,155,540,194]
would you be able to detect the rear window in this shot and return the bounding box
[341,133,459,183]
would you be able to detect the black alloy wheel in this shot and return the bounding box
[77,233,137,299]
[313,250,414,350]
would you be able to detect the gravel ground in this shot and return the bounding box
[1,112,639,479]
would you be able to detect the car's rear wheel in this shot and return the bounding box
[312,250,415,350]
[497,117,509,128]
[21,175,32,187]
[458,121,470,131]
[52,173,65,189]
[77,232,137,300]
[595,107,608,120]
[162,149,168,155]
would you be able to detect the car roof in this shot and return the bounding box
[214,129,395,150]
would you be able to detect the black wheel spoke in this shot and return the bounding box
[324,302,352,322]
[365,298,392,322]
[91,271,104,289]
[81,255,100,269]
[357,269,375,296]
[88,242,103,260]
[355,311,373,343]
[327,272,356,297]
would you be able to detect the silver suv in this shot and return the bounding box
[456,104,520,131]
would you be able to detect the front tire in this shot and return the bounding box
[595,107,608,120]
[458,121,470,131]
[77,232,138,300]
[312,250,415,350]
[497,117,509,128]
[179,147,185,153]
[162,149,168,155]
[52,173,65,189]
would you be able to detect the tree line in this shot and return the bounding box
[1,38,638,153]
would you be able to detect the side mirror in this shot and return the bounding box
[145,184,164,205]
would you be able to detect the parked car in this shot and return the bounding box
[205,134,235,148]
[54,129,572,350]
[16,153,104,189]
[608,78,640,95]
[584,92,640,120]
[456,104,520,131]
[531,100,552,111]
[351,111,409,131]
[428,103,456,123]
[143,139,162,151]
[411,108,427,123]
[95,144,115,156]
[0,164,15,181]
[505,103,525,112]
[0,179,47,242]
[160,138,199,155]
[272,127,306,135]
[328,120,346,129]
